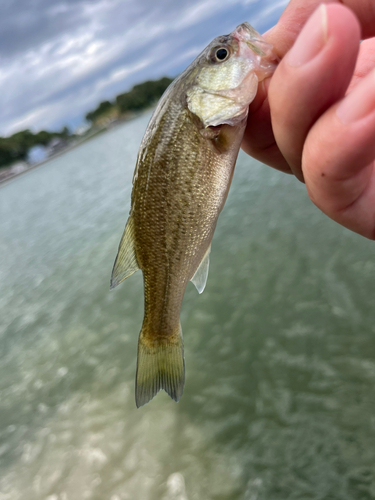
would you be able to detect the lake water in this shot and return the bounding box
[1,113,375,500]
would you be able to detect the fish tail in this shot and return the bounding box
[135,324,185,408]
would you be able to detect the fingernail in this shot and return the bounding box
[336,69,375,124]
[287,4,328,67]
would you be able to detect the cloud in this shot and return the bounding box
[0,0,286,136]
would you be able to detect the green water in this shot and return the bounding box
[1,114,375,500]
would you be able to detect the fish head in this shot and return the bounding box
[186,22,277,128]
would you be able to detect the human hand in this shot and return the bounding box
[242,0,375,239]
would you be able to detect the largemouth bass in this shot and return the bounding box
[111,22,276,407]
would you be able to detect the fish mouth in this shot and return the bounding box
[232,22,274,58]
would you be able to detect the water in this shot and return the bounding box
[1,113,375,500]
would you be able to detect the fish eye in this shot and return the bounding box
[215,48,229,61]
[210,46,230,63]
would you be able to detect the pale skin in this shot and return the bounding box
[242,0,375,239]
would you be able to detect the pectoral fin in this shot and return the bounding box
[191,245,211,294]
[110,215,139,289]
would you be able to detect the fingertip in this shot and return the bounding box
[283,3,360,70]
[263,2,361,60]
[267,2,361,180]
[324,3,361,46]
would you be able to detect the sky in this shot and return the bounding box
[0,0,289,137]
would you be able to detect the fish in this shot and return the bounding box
[110,22,277,407]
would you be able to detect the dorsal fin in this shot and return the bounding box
[191,245,211,294]
[110,215,139,289]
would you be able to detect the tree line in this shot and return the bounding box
[85,77,173,123]
[0,76,174,169]
[0,127,71,169]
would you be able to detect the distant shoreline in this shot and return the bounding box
[0,76,172,186]
[0,115,139,187]
[0,128,101,186]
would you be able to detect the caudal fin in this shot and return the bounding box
[135,325,185,408]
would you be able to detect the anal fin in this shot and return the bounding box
[110,215,139,289]
[191,245,211,294]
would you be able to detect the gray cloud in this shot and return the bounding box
[0,0,288,136]
[0,0,97,59]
